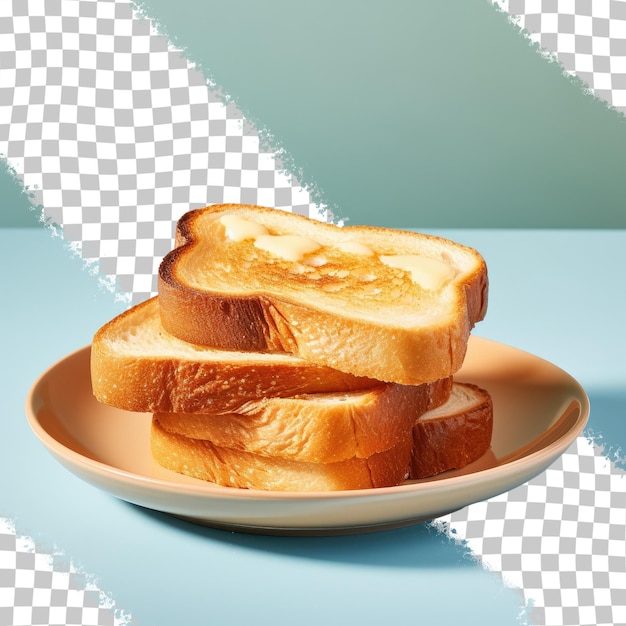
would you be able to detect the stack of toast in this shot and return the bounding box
[91,204,493,491]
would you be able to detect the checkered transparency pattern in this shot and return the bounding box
[436,436,626,626]
[0,519,131,626]
[0,0,326,305]
[1,2,626,626]
[494,0,626,115]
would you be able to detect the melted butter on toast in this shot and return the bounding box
[379,255,456,291]
[253,234,322,262]
[219,214,269,241]
[217,214,456,293]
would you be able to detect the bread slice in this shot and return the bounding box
[154,376,452,464]
[409,382,493,479]
[158,204,488,385]
[150,381,492,491]
[151,417,414,491]
[91,297,379,414]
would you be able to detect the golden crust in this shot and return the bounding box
[158,204,488,384]
[90,297,379,414]
[149,381,492,491]
[155,377,453,464]
[409,383,493,479]
[150,417,414,491]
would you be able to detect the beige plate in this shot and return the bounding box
[26,336,589,536]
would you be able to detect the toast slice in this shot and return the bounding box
[158,204,488,385]
[154,376,452,464]
[150,382,492,491]
[151,417,414,491]
[409,382,493,479]
[91,297,379,414]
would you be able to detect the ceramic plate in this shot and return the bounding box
[26,336,589,535]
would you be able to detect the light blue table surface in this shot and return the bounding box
[1,227,624,626]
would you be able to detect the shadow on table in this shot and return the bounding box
[129,504,477,569]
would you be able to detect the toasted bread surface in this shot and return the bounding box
[409,382,493,479]
[155,376,452,464]
[90,297,379,414]
[151,417,413,491]
[150,381,491,490]
[158,204,488,384]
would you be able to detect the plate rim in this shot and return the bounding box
[25,336,590,506]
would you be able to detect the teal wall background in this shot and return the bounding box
[3,0,626,228]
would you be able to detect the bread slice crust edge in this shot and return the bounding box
[158,205,489,384]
